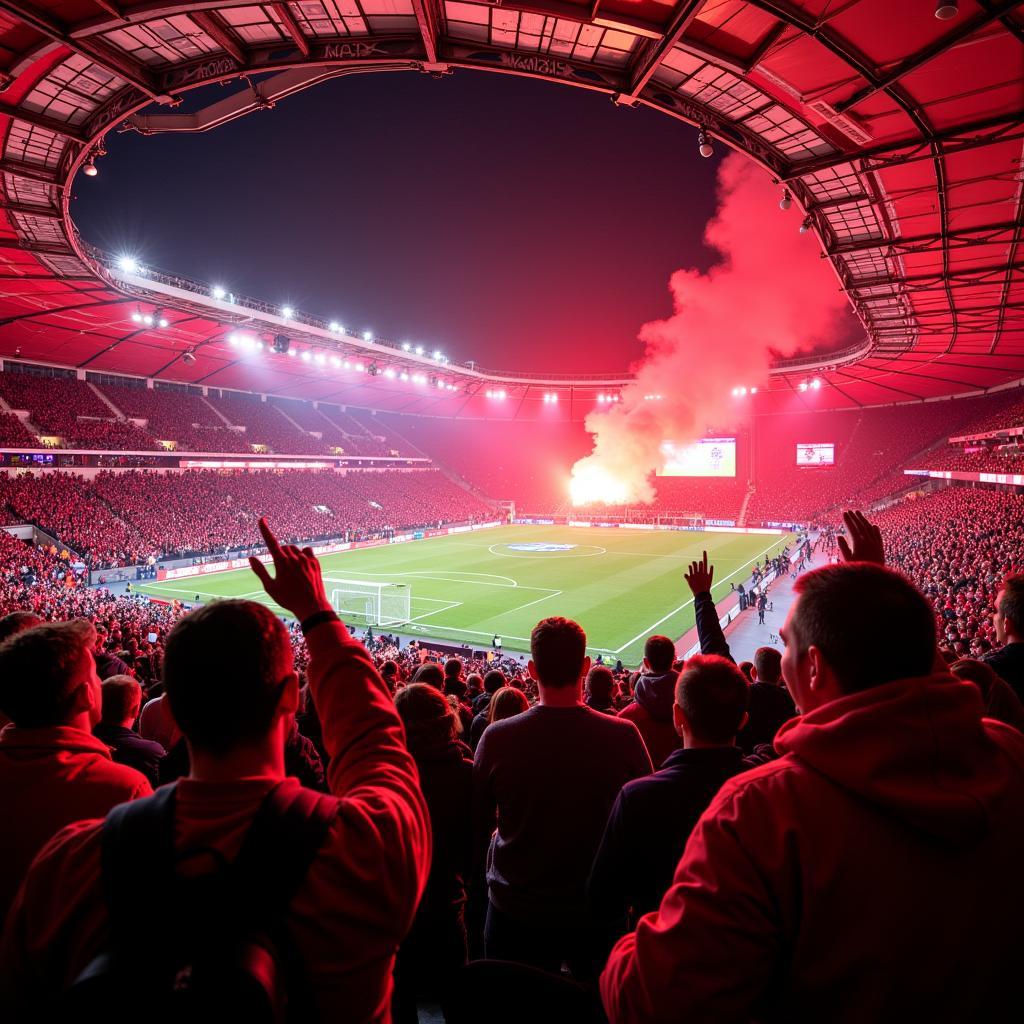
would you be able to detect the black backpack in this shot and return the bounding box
[62,781,337,1024]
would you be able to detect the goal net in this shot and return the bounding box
[329,580,411,628]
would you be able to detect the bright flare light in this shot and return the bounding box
[329,321,341,333]
[569,464,632,507]
[118,256,139,274]
[282,306,294,319]
[212,286,226,300]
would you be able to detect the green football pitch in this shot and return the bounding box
[136,525,795,667]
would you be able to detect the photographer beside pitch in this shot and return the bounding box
[601,511,1024,1022]
[1,519,430,1022]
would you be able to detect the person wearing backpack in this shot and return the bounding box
[1,518,431,1023]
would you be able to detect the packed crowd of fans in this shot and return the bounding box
[0,506,1021,1022]
[0,469,494,567]
[912,445,1024,474]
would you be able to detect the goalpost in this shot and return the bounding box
[328,579,412,628]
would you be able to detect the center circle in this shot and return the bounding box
[488,543,608,558]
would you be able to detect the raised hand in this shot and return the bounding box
[684,550,715,596]
[249,517,332,621]
[837,510,885,566]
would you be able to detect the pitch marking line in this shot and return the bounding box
[611,538,784,655]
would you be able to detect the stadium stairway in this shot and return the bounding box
[201,396,234,426]
[737,483,756,527]
[88,382,125,419]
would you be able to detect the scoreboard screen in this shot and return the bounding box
[658,438,736,478]
[796,443,835,467]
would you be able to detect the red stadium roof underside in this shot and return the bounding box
[0,0,1021,418]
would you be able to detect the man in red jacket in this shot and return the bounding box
[618,635,680,766]
[0,619,151,923]
[602,511,1024,1022]
[1,519,430,1023]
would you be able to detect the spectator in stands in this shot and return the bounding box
[473,617,652,977]
[489,686,529,725]
[602,512,1024,1022]
[686,554,796,753]
[0,611,42,729]
[1,519,430,1020]
[413,662,445,689]
[618,635,680,766]
[585,665,618,715]
[737,646,797,754]
[469,670,506,749]
[444,659,474,736]
[93,675,166,787]
[950,658,1024,732]
[983,574,1024,701]
[393,684,473,1023]
[138,688,180,752]
[588,653,749,952]
[0,620,151,922]
[93,625,132,679]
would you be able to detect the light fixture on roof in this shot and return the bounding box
[779,189,792,211]
[363,330,373,342]
[415,345,424,356]
[798,380,808,392]
[131,309,142,324]
[154,309,169,329]
[935,0,958,19]
[118,256,140,274]
[697,129,714,159]
[328,321,341,333]
[143,313,154,327]
[83,158,98,177]
[810,378,822,390]
[281,305,294,319]
[182,349,196,365]
[402,342,411,351]
[212,285,226,300]
[799,217,813,234]
[301,350,312,362]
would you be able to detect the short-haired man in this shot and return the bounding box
[2,519,430,1021]
[589,654,749,949]
[618,635,679,766]
[470,669,507,750]
[93,674,166,787]
[474,617,652,976]
[983,573,1024,702]
[0,611,42,730]
[736,645,797,753]
[585,665,618,715]
[0,620,152,923]
[602,513,1024,1022]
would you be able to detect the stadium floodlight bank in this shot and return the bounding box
[329,580,411,627]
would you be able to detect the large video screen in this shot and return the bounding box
[658,437,736,478]
[796,443,835,467]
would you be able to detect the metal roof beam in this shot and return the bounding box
[0,201,61,218]
[0,158,56,183]
[1,104,88,144]
[784,112,1024,180]
[621,0,711,102]
[410,0,442,64]
[190,11,246,66]
[0,0,161,100]
[847,261,1024,290]
[834,1,1023,114]
[828,220,1021,256]
[271,2,310,58]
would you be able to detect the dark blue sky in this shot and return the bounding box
[71,69,724,373]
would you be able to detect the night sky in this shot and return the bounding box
[71,69,724,375]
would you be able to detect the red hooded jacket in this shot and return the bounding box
[601,674,1024,1022]
[1,622,430,1023]
[0,725,151,923]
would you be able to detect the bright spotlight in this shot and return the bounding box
[402,342,411,351]
[798,381,808,392]
[301,351,312,362]
[255,341,264,351]
[329,321,341,333]
[212,286,226,300]
[143,314,154,326]
[288,348,296,357]
[363,331,373,341]
[330,356,341,367]
[433,350,442,361]
[779,189,792,211]
[314,353,326,365]
[83,160,98,177]
[118,256,139,274]
[384,368,396,379]
[400,371,409,381]
[415,345,424,356]
[281,306,294,319]
[354,362,364,372]
[810,378,822,390]
[157,316,169,329]
[131,311,142,324]
[750,386,758,394]
[698,130,714,158]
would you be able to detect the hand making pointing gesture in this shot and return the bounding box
[684,550,715,596]
[248,517,332,622]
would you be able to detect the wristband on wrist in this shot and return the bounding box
[300,609,340,636]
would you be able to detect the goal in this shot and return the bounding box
[329,579,411,628]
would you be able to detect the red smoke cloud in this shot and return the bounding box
[570,153,851,505]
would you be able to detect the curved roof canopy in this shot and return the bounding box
[0,0,1021,417]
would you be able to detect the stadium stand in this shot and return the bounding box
[0,469,493,567]
[0,411,37,448]
[204,393,328,455]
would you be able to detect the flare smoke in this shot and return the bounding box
[569,154,851,505]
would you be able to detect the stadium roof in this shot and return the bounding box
[0,0,1021,417]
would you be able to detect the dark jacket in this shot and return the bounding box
[618,670,680,767]
[983,641,1024,704]
[92,723,166,788]
[588,746,748,948]
[737,682,797,754]
[469,711,489,751]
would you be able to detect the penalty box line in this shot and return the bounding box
[611,538,784,656]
